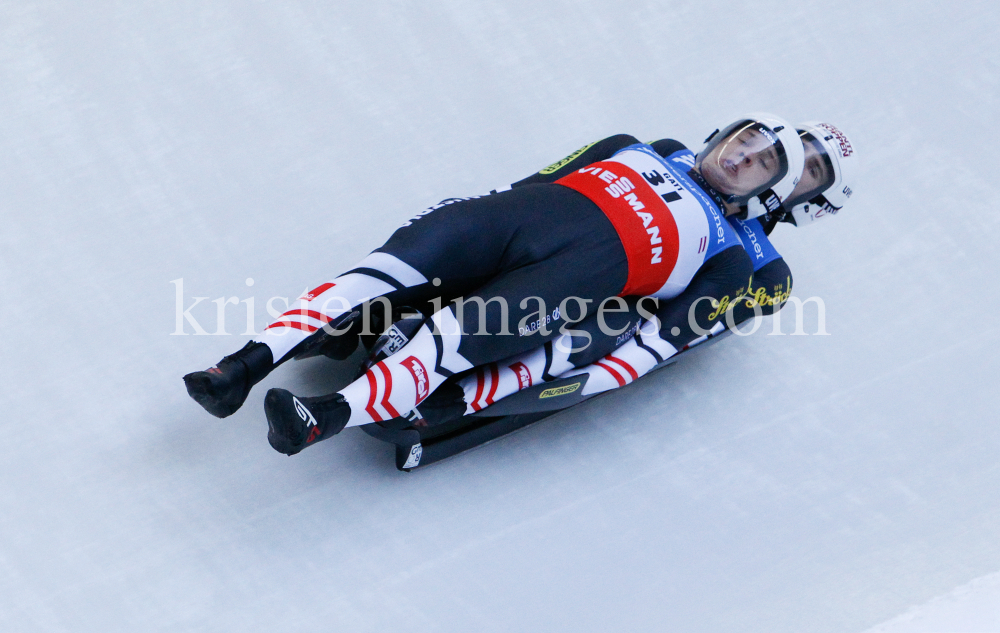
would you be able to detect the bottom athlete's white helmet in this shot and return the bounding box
[782,122,857,226]
[695,112,805,220]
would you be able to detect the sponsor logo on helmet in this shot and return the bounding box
[509,362,532,390]
[402,356,430,404]
[816,123,853,158]
[811,201,840,219]
[539,382,582,399]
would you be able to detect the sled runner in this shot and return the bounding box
[358,329,734,471]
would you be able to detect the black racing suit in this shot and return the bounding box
[257,135,753,427]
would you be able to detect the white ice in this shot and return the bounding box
[2,1,1000,632]
[863,571,1000,633]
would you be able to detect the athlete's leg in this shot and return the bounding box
[455,296,647,413]
[184,192,522,419]
[559,319,679,396]
[259,184,625,365]
[334,204,628,424]
[563,244,754,396]
[444,246,754,413]
[337,308,471,426]
[188,184,627,422]
[183,251,440,418]
[257,251,433,364]
[268,254,630,445]
[263,187,634,451]
[263,307,471,455]
[276,184,625,365]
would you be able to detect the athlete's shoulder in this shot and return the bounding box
[648,138,690,158]
[512,134,642,188]
[745,257,793,315]
[727,216,783,271]
[539,134,641,173]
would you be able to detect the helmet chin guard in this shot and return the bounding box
[787,196,840,225]
[695,112,805,220]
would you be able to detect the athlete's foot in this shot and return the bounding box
[264,389,352,455]
[183,342,274,418]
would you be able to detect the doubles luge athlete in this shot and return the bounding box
[362,120,858,471]
[401,121,857,442]
[184,114,809,457]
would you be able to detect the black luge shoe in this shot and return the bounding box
[264,389,351,456]
[183,342,274,418]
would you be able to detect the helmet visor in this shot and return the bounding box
[696,120,789,204]
[782,131,835,210]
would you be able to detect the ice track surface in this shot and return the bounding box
[2,1,999,631]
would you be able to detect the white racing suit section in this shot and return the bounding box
[560,321,713,396]
[259,252,428,362]
[340,308,473,428]
[456,317,681,410]
[459,337,575,414]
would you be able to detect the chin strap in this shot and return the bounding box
[759,211,783,235]
[743,189,782,220]
[689,168,782,221]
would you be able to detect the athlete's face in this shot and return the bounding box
[787,139,831,204]
[699,126,782,197]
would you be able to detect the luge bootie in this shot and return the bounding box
[183,342,274,418]
[264,388,351,455]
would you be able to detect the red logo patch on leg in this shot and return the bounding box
[402,356,430,404]
[509,362,532,390]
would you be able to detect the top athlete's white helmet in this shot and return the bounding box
[781,122,857,227]
[695,112,805,220]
